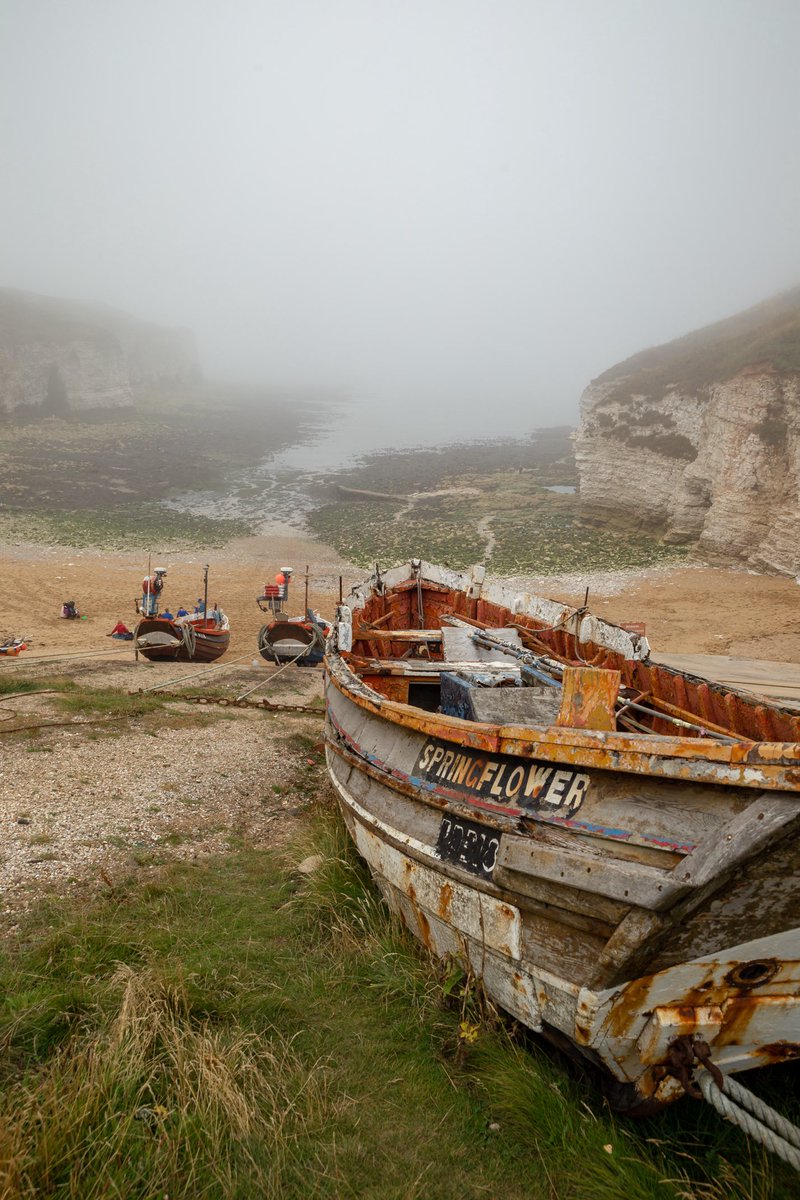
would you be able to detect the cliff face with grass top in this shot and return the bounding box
[575,287,800,575]
[0,288,199,416]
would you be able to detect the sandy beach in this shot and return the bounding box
[1,529,355,662]
[4,526,800,666]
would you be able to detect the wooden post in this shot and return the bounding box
[556,666,621,731]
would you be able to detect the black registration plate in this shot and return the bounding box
[435,814,500,880]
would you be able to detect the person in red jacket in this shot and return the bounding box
[107,620,133,640]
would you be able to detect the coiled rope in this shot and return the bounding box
[179,621,197,659]
[698,1069,800,1172]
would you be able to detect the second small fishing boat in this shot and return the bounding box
[256,566,328,665]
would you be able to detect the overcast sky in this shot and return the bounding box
[2,0,800,435]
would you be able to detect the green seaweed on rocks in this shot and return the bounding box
[0,504,253,551]
[309,478,686,575]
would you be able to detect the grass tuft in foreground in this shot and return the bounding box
[1,964,329,1199]
[0,790,794,1198]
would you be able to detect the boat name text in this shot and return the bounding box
[414,738,589,815]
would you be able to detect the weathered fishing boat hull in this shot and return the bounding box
[258,619,325,665]
[323,561,800,1106]
[135,618,230,663]
[325,679,800,1106]
[330,767,800,1109]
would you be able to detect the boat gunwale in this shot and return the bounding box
[325,649,800,790]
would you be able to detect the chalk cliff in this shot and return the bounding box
[575,288,800,575]
[0,288,199,416]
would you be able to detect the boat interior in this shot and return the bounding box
[346,577,800,745]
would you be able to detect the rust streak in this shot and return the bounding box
[759,1041,800,1061]
[605,973,655,1041]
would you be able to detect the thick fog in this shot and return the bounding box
[2,1,800,436]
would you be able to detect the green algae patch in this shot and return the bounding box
[309,446,686,575]
[0,504,253,551]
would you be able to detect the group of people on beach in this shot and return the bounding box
[52,568,229,647]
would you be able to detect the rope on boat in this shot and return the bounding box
[698,1069,800,1172]
[180,621,197,659]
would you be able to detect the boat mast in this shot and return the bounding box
[203,563,209,617]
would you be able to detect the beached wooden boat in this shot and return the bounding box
[323,560,800,1111]
[134,563,231,663]
[256,567,328,665]
[134,614,230,663]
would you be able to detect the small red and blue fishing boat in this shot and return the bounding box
[134,563,230,663]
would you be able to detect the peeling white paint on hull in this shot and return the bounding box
[323,560,800,1108]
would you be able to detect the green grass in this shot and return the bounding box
[53,686,169,719]
[595,285,800,403]
[0,679,217,746]
[0,676,77,697]
[0,678,165,721]
[0,789,793,1198]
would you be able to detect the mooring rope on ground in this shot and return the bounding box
[235,647,308,700]
[698,1069,800,1171]
[0,689,69,726]
[0,714,130,736]
[136,649,264,694]
[0,646,133,668]
[237,623,325,701]
[0,687,322,734]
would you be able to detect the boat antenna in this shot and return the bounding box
[203,563,209,617]
[583,585,590,609]
[304,563,309,614]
